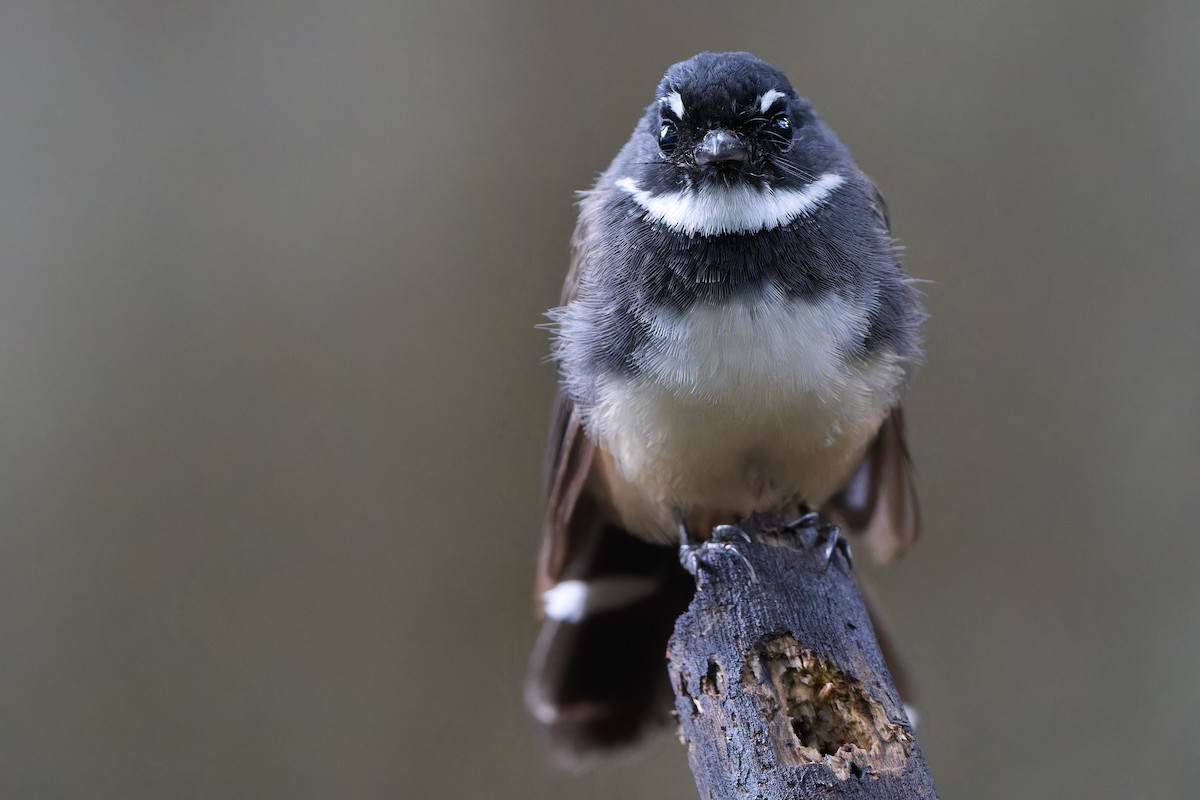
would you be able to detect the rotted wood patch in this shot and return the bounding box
[744,633,911,780]
[668,514,939,799]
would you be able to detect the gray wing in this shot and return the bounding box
[823,406,921,562]
[822,181,921,562]
[535,191,604,599]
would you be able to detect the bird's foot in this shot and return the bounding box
[775,511,852,572]
[677,515,757,582]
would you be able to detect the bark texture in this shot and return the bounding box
[668,514,939,799]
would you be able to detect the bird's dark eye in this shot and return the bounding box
[772,115,793,140]
[658,120,679,154]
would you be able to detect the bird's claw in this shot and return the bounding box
[784,511,821,530]
[711,524,751,544]
[818,523,852,572]
[679,523,757,582]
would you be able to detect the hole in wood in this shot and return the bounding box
[745,634,911,778]
[701,659,723,696]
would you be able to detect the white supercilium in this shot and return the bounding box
[660,91,686,119]
[758,88,786,113]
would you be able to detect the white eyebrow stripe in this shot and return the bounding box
[759,89,786,114]
[660,90,685,119]
[614,172,846,236]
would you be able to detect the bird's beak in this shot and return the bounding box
[694,130,749,165]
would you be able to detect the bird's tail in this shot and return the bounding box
[524,526,694,769]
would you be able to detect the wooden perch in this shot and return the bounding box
[668,514,940,799]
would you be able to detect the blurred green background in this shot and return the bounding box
[2,2,1198,798]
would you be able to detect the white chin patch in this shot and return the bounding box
[615,172,845,236]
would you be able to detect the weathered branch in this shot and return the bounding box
[668,514,939,799]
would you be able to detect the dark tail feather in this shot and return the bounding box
[525,526,694,769]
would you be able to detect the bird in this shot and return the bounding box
[526,51,924,768]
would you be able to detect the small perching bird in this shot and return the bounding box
[527,51,924,768]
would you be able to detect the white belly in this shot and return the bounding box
[585,292,905,540]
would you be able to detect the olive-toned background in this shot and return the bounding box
[2,2,1197,798]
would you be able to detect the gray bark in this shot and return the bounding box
[669,514,940,799]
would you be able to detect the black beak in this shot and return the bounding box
[694,130,749,165]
